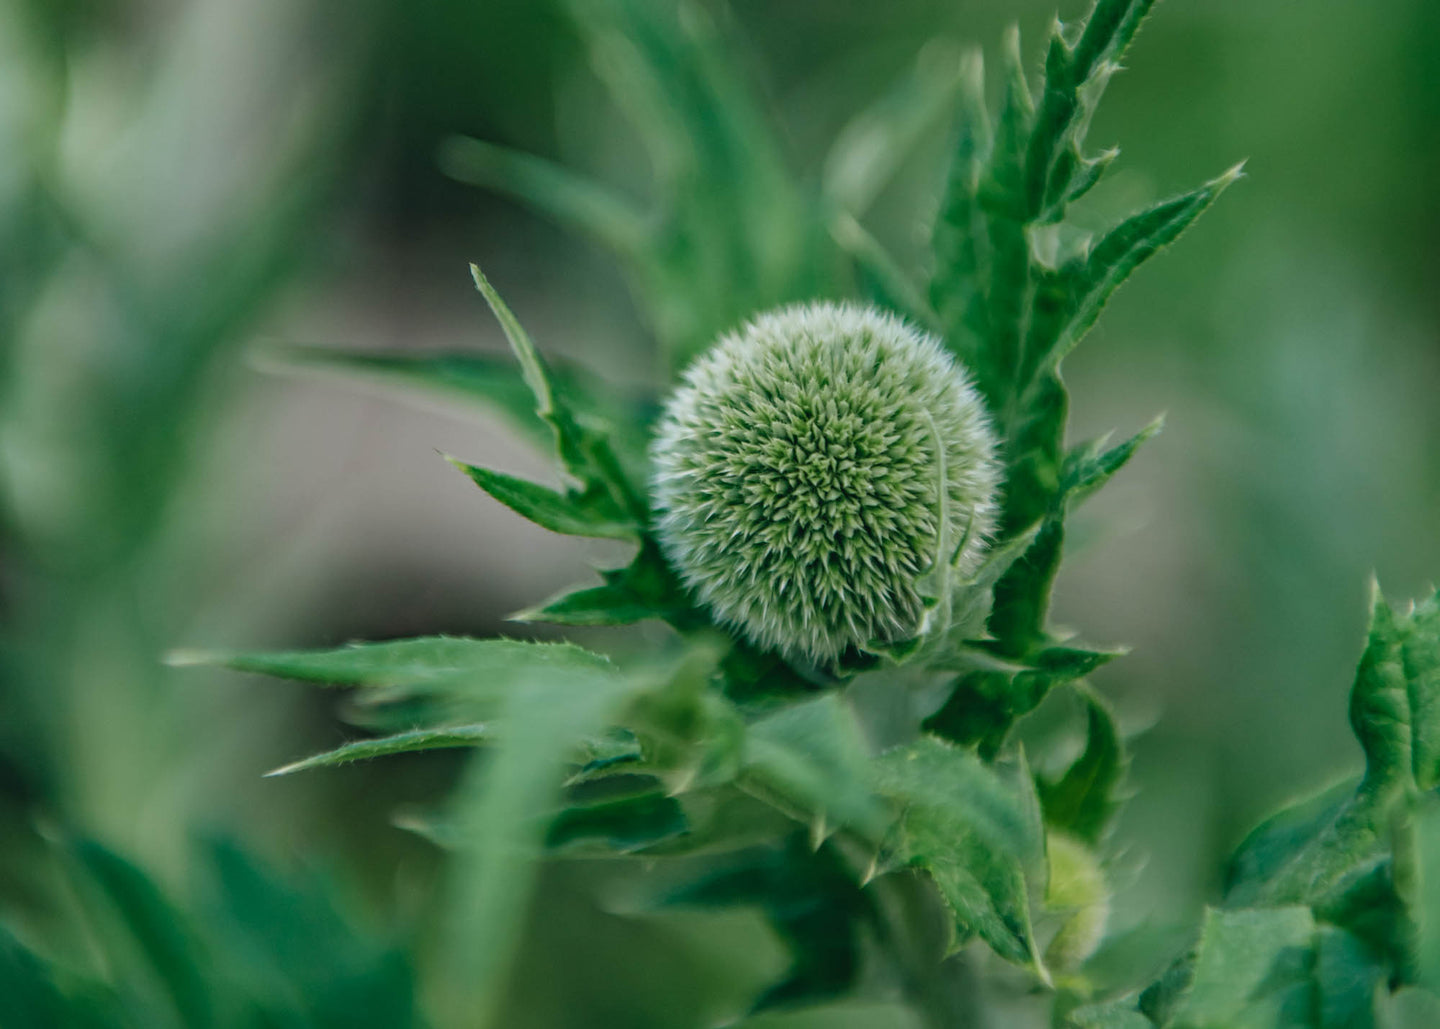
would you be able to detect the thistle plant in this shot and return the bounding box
[145,0,1440,1027]
[651,301,1000,665]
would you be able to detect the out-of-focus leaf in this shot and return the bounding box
[69,839,213,1029]
[1038,685,1124,844]
[436,652,653,1026]
[823,41,967,216]
[447,457,638,540]
[264,724,491,778]
[0,926,74,1029]
[872,737,1046,973]
[663,834,874,1013]
[742,695,888,843]
[172,636,615,701]
[201,838,417,1029]
[439,136,647,258]
[545,788,688,855]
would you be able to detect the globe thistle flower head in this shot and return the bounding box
[650,301,1001,665]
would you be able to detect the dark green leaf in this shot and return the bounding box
[447,457,637,540]
[515,541,700,629]
[69,840,213,1029]
[264,724,491,778]
[664,834,874,1013]
[0,926,72,1029]
[1038,685,1125,844]
[545,789,688,855]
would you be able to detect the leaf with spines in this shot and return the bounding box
[470,265,644,527]
[872,737,1048,975]
[264,724,491,778]
[447,457,638,541]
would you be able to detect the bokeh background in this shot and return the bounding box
[1,0,1437,1025]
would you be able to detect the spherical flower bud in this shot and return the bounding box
[649,301,1000,665]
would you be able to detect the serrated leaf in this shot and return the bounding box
[1062,417,1164,508]
[1029,166,1242,379]
[516,539,699,629]
[1038,685,1124,844]
[872,737,1046,973]
[742,695,888,843]
[1026,0,1157,213]
[924,645,1119,758]
[448,457,637,540]
[265,724,491,778]
[470,265,644,523]
[1350,585,1440,794]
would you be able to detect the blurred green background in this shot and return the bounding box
[1,0,1436,1025]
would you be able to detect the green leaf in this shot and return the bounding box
[68,839,213,1029]
[823,40,967,217]
[1132,907,1385,1029]
[924,644,1120,758]
[264,724,491,777]
[514,541,700,629]
[1350,584,1440,795]
[253,344,654,475]
[439,136,647,259]
[1028,166,1242,380]
[872,737,1046,973]
[1411,796,1440,990]
[435,653,651,1025]
[663,834,874,1013]
[470,265,644,523]
[545,788,688,855]
[1061,417,1164,509]
[1026,0,1157,215]
[447,457,637,540]
[0,927,72,1029]
[172,636,615,701]
[200,838,417,1029]
[742,695,889,843]
[1038,685,1125,844]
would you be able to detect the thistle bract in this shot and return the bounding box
[650,301,1000,664]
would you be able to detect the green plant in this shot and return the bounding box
[158,0,1440,1027]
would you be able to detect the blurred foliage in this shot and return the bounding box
[0,0,1437,1027]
